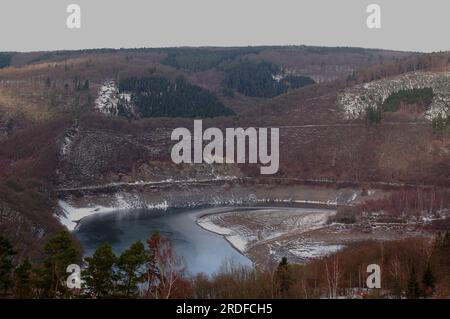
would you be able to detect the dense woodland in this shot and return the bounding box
[118,77,235,118]
[161,47,262,72]
[382,88,434,113]
[0,53,12,69]
[366,87,444,126]
[224,60,315,97]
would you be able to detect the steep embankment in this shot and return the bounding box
[56,179,386,231]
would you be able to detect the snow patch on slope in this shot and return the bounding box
[94,80,134,116]
[95,80,119,115]
[338,71,450,120]
[60,123,79,156]
[289,243,344,259]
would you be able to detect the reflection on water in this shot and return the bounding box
[74,207,252,276]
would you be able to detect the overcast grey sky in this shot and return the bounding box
[1,0,449,52]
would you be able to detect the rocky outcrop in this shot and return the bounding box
[57,127,241,189]
[94,80,133,116]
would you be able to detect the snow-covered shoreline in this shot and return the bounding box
[197,217,249,253]
[55,183,370,235]
[196,207,344,260]
[58,195,346,264]
[55,192,342,234]
[57,194,339,233]
[57,196,169,231]
[55,176,240,231]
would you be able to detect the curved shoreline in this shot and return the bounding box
[74,205,256,274]
[195,206,337,260]
[58,196,338,231]
[194,206,274,259]
[69,203,337,267]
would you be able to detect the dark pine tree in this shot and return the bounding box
[82,243,117,298]
[117,240,147,297]
[276,257,291,297]
[37,231,80,298]
[407,266,421,299]
[422,262,435,297]
[0,236,15,297]
[14,259,33,298]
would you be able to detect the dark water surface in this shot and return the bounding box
[74,206,252,276]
